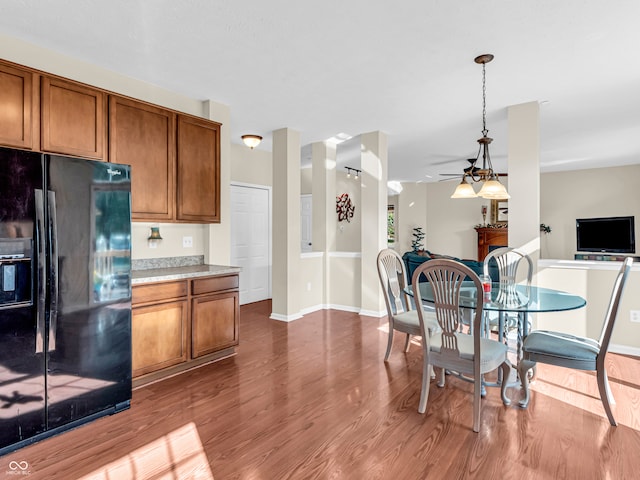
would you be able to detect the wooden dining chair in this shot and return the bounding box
[412,258,511,432]
[376,249,438,361]
[517,257,633,426]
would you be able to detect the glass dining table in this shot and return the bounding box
[406,282,587,364]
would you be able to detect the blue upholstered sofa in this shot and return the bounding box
[402,251,498,282]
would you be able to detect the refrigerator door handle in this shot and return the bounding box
[34,189,45,354]
[48,190,59,352]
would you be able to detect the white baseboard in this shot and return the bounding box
[359,309,387,318]
[299,304,326,315]
[326,303,360,313]
[269,312,303,322]
[609,344,640,357]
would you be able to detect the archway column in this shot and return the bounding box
[360,131,388,316]
[271,128,302,320]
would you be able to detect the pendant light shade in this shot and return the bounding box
[451,176,478,198]
[476,176,510,199]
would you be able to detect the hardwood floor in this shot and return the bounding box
[3,300,640,479]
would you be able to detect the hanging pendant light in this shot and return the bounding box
[451,54,510,200]
[451,175,478,198]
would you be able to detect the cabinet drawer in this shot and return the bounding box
[192,275,238,295]
[133,280,188,305]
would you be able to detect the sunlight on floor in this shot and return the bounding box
[521,366,639,430]
[79,423,214,480]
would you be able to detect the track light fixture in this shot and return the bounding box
[345,166,361,180]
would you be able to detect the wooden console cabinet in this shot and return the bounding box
[131,273,239,387]
[475,227,508,261]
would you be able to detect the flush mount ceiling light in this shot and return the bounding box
[241,134,262,149]
[451,54,510,200]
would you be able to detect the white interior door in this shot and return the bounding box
[231,184,271,305]
[301,194,312,253]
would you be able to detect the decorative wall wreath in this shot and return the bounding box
[336,193,355,222]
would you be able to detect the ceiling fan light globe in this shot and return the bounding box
[451,179,478,198]
[478,179,510,199]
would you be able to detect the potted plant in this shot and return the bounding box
[411,227,425,253]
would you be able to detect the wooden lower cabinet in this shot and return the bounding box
[132,273,239,387]
[192,291,239,357]
[132,299,188,377]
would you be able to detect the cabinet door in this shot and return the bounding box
[41,76,106,160]
[192,291,238,358]
[109,96,176,220]
[132,300,188,377]
[0,62,35,149]
[176,115,221,223]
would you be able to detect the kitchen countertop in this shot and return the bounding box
[131,264,241,284]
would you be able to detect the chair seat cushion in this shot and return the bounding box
[394,310,439,335]
[523,330,600,361]
[430,332,507,368]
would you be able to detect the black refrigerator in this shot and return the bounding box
[0,147,132,456]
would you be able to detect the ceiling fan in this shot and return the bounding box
[439,158,506,179]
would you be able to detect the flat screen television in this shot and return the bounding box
[576,216,635,253]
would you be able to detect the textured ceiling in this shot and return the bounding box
[1,0,639,183]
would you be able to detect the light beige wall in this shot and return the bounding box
[538,262,640,353]
[300,167,312,194]
[0,34,203,116]
[540,164,640,260]
[329,255,361,310]
[335,173,361,252]
[1,35,230,263]
[132,223,207,260]
[425,180,495,260]
[297,255,325,311]
[230,143,272,187]
[395,183,427,253]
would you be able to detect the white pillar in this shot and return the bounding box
[360,131,388,316]
[312,141,337,306]
[271,128,302,320]
[507,101,540,262]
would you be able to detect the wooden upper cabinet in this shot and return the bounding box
[41,76,106,160]
[109,96,176,220]
[0,62,35,149]
[176,115,221,223]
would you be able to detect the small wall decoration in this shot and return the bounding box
[336,193,355,222]
[491,199,508,225]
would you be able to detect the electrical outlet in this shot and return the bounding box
[630,310,640,323]
[182,236,193,248]
[307,282,311,291]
